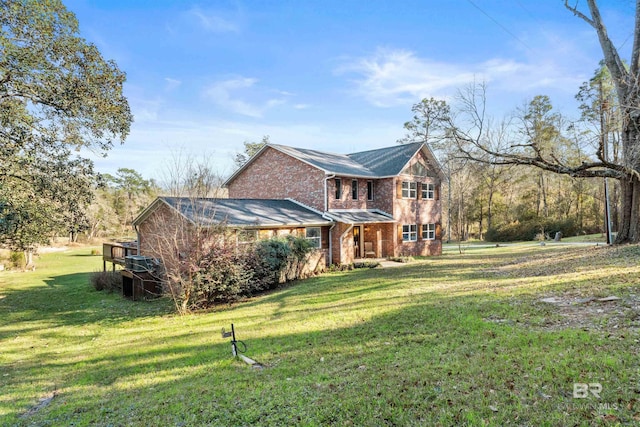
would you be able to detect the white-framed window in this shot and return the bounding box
[367,180,374,201]
[305,227,321,248]
[352,179,358,200]
[401,181,417,198]
[422,223,435,240]
[335,178,342,199]
[237,229,258,244]
[402,224,417,242]
[422,183,435,200]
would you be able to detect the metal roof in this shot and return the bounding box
[324,209,395,224]
[148,197,333,228]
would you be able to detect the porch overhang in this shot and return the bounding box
[324,209,395,224]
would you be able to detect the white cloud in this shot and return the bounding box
[164,77,182,91]
[337,46,591,108]
[187,6,239,33]
[203,77,288,118]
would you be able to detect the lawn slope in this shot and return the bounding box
[1,244,639,426]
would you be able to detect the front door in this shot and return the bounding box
[353,226,361,258]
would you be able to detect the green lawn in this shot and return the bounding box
[1,244,639,426]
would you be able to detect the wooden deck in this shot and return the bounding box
[102,242,138,271]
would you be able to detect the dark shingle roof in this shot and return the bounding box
[267,142,424,178]
[155,197,332,228]
[224,141,446,187]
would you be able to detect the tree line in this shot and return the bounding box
[2,0,640,269]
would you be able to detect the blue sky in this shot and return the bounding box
[65,0,634,181]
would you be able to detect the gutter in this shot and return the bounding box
[324,173,335,212]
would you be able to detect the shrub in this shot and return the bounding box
[353,261,381,269]
[9,251,25,270]
[90,248,101,256]
[90,270,122,292]
[169,235,317,312]
[189,245,253,307]
[485,218,580,242]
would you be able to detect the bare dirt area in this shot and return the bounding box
[484,244,640,333]
[535,293,640,332]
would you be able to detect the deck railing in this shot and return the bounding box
[102,242,138,271]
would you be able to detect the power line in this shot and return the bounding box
[465,0,534,53]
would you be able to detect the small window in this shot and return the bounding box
[306,227,321,248]
[352,180,358,200]
[335,178,342,199]
[402,224,417,242]
[402,181,417,198]
[367,180,374,201]
[422,183,434,200]
[422,223,435,240]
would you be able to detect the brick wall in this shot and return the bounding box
[227,147,327,211]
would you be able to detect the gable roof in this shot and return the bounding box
[224,142,446,186]
[134,197,332,228]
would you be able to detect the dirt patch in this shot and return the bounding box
[534,293,640,331]
[20,391,58,419]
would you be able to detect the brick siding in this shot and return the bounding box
[228,147,326,211]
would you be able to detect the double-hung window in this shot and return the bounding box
[367,180,374,201]
[402,224,417,242]
[335,178,342,199]
[401,181,416,198]
[422,183,434,199]
[352,180,358,200]
[305,227,321,248]
[422,223,435,240]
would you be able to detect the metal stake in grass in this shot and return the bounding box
[221,324,263,368]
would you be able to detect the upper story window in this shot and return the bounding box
[422,223,435,240]
[401,181,417,198]
[352,180,358,200]
[306,227,321,248]
[402,224,417,242]
[422,183,435,200]
[367,180,374,201]
[335,178,342,199]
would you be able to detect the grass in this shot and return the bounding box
[1,244,639,426]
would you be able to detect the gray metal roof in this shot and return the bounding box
[269,144,376,177]
[347,142,424,176]
[159,197,332,228]
[324,209,395,224]
[268,142,425,178]
[224,142,446,187]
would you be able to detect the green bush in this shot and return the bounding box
[90,270,122,292]
[178,235,315,311]
[9,251,25,269]
[485,218,580,242]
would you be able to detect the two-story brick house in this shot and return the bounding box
[224,142,446,264]
[133,142,445,266]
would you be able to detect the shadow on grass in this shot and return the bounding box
[0,271,172,339]
[6,284,638,427]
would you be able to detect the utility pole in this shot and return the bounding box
[600,80,613,245]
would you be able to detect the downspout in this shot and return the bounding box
[324,173,336,265]
[134,224,141,254]
[327,222,336,265]
[324,173,335,212]
[339,224,354,265]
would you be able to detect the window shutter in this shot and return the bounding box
[417,223,422,240]
[417,183,422,200]
[436,223,442,240]
[396,179,402,198]
[397,225,403,244]
[435,184,440,201]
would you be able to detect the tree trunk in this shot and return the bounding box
[615,176,640,243]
